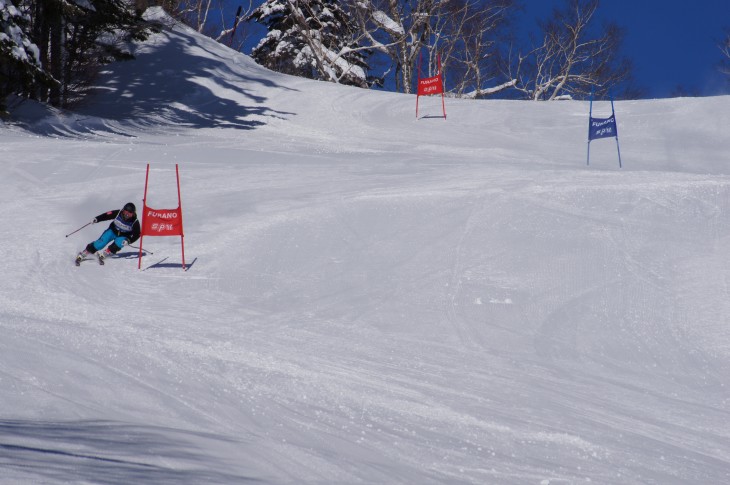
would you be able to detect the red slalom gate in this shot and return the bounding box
[416,53,446,119]
[138,164,186,270]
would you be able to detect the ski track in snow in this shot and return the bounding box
[1,8,730,485]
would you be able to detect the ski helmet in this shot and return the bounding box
[123,202,136,213]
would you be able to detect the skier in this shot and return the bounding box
[75,202,141,265]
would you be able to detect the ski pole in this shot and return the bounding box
[65,222,92,237]
[128,244,153,255]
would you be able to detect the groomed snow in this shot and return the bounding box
[1,8,729,484]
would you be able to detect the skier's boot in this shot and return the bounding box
[75,250,89,266]
[97,248,112,265]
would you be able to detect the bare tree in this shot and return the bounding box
[429,0,515,98]
[720,28,730,80]
[144,0,252,49]
[507,0,630,100]
[216,3,251,48]
[348,0,516,96]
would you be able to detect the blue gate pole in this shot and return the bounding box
[587,141,591,166]
[587,90,594,166]
[610,96,622,168]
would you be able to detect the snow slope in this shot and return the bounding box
[1,8,729,484]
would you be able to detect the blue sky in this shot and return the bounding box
[236,0,729,98]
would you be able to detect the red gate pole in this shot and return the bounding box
[138,163,150,269]
[439,54,446,119]
[176,164,186,270]
[416,51,422,119]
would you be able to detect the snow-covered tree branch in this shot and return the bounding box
[349,0,436,94]
[248,0,372,88]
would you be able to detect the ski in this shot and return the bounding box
[74,257,107,266]
[74,253,107,266]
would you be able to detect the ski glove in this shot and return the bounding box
[92,218,97,224]
[122,239,129,246]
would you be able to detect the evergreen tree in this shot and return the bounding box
[2,0,153,108]
[248,0,371,88]
[0,0,52,112]
[35,0,151,106]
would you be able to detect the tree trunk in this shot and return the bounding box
[47,0,64,106]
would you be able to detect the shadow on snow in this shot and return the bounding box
[10,17,297,137]
[0,419,259,484]
[113,251,196,271]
